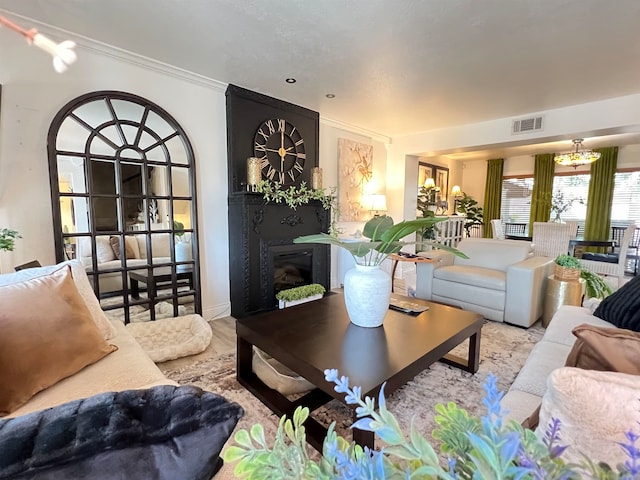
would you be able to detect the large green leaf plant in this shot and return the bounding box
[294,215,466,266]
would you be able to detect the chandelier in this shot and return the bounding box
[554,138,601,168]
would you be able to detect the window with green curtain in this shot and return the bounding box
[483,158,503,237]
[584,147,618,244]
[528,153,555,235]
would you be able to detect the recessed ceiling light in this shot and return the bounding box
[326,93,335,98]
[285,78,296,84]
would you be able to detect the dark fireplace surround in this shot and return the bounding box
[228,194,330,318]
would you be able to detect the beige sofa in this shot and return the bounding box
[0,260,177,419]
[500,304,614,423]
[77,233,173,294]
[415,238,554,327]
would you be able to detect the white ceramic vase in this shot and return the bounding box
[343,264,392,328]
[175,240,192,272]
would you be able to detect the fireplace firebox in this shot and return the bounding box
[228,194,330,317]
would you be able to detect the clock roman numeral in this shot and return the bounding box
[277,119,285,131]
[278,171,285,183]
[266,120,275,134]
[290,126,297,137]
[260,157,270,168]
[288,170,296,181]
[295,139,304,147]
[254,143,266,152]
[296,152,306,160]
[266,165,276,180]
[257,128,269,141]
[294,161,303,172]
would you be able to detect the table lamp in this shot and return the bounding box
[367,194,387,217]
[451,185,462,214]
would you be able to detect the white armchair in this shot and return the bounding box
[415,238,554,327]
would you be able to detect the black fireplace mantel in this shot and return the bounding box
[228,193,330,318]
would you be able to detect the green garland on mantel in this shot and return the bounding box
[255,180,339,234]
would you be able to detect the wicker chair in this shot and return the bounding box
[531,222,573,259]
[490,219,505,240]
[580,222,636,288]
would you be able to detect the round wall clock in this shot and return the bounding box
[253,118,306,185]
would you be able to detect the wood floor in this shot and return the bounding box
[157,281,409,369]
[156,316,236,369]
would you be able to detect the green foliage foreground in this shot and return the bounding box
[224,371,640,479]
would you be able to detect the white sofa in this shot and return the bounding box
[500,304,614,424]
[77,234,173,294]
[415,238,554,327]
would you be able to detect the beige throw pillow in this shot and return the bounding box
[95,236,117,263]
[0,266,117,415]
[536,367,640,466]
[109,236,140,260]
[0,260,117,340]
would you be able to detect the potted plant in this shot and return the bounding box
[173,220,191,272]
[455,192,483,237]
[0,228,20,252]
[223,370,640,478]
[276,283,326,309]
[550,192,584,223]
[554,254,613,299]
[294,215,466,328]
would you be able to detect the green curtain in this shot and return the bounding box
[584,147,618,244]
[528,153,555,235]
[483,158,504,238]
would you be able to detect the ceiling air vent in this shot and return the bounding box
[512,116,544,134]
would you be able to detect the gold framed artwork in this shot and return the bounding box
[418,163,434,192]
[435,167,449,199]
[338,138,373,221]
[418,162,449,203]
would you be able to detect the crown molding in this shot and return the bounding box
[0,9,227,92]
[320,116,392,144]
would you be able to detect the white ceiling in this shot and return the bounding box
[2,0,640,156]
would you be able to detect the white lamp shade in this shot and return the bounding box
[451,185,462,196]
[424,178,436,189]
[363,194,387,213]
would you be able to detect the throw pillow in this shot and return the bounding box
[565,324,640,373]
[593,274,640,331]
[522,323,640,430]
[95,235,117,263]
[0,266,117,415]
[0,385,244,480]
[109,236,139,260]
[0,260,116,340]
[535,367,640,467]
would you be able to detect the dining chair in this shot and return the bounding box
[565,221,579,239]
[490,219,505,240]
[531,222,573,259]
[580,222,637,288]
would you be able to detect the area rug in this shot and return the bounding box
[158,319,544,451]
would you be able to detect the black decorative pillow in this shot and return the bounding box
[593,275,640,331]
[0,385,244,480]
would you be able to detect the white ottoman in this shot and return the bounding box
[126,314,212,362]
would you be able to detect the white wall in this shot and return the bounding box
[319,122,388,288]
[0,28,390,312]
[0,31,229,318]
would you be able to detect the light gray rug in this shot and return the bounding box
[158,319,544,449]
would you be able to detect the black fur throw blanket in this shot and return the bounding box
[0,385,244,480]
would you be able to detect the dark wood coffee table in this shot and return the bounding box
[236,292,483,451]
[129,267,193,320]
